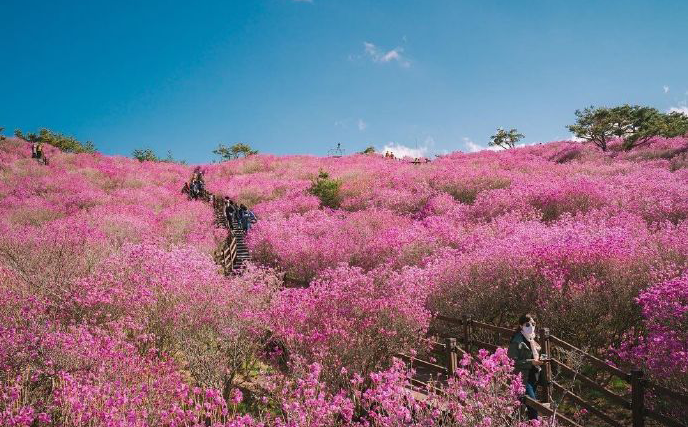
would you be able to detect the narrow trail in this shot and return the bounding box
[193,189,252,275]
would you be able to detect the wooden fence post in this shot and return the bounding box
[445,337,457,376]
[462,315,471,355]
[631,369,645,427]
[540,327,553,404]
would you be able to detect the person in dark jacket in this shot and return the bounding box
[225,200,237,225]
[508,313,545,420]
[238,204,248,231]
[244,209,257,233]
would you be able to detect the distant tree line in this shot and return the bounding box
[131,148,186,164]
[567,104,688,152]
[485,104,688,153]
[14,128,96,153]
[213,142,258,161]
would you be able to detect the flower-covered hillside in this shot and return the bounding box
[202,137,688,388]
[1,135,687,426]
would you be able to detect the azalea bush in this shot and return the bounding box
[617,272,688,389]
[2,134,688,425]
[266,264,431,387]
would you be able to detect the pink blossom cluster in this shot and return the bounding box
[202,137,688,355]
[2,134,688,424]
[616,272,688,390]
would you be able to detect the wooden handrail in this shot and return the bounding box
[548,335,631,381]
[552,381,624,427]
[471,339,499,352]
[523,397,582,427]
[551,359,631,409]
[470,319,514,335]
[644,406,688,427]
[395,353,448,374]
[646,380,688,403]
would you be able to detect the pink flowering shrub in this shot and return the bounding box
[266,264,431,386]
[265,350,541,426]
[617,272,688,390]
[0,140,273,425]
[249,209,437,282]
[3,135,688,423]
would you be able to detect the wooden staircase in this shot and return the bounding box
[208,193,252,274]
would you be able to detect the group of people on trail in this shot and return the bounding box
[383,151,396,159]
[31,142,48,164]
[508,313,548,421]
[223,196,257,233]
[182,167,206,200]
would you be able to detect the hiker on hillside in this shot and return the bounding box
[190,179,203,199]
[31,143,38,158]
[225,200,237,224]
[36,143,44,160]
[238,204,248,231]
[244,207,257,233]
[182,182,190,196]
[508,313,546,421]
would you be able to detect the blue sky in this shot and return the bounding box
[2,0,687,163]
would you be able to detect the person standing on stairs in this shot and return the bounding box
[238,204,248,231]
[244,208,257,233]
[225,200,237,226]
[508,313,545,421]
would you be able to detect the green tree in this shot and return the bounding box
[489,128,524,149]
[567,105,688,152]
[567,106,625,152]
[213,142,258,161]
[622,110,688,150]
[14,128,96,153]
[360,146,376,154]
[307,170,342,209]
[132,148,159,162]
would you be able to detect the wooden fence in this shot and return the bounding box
[401,314,687,427]
[205,192,239,275]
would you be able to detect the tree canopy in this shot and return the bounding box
[132,148,186,164]
[132,148,159,162]
[489,128,524,149]
[567,105,688,151]
[213,142,258,161]
[15,128,96,153]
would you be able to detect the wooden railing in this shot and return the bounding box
[407,314,688,427]
[204,191,240,275]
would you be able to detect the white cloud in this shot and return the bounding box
[381,142,427,158]
[669,106,688,116]
[569,134,586,142]
[363,42,410,67]
[663,85,670,93]
[381,137,435,158]
[357,119,367,131]
[463,137,499,153]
